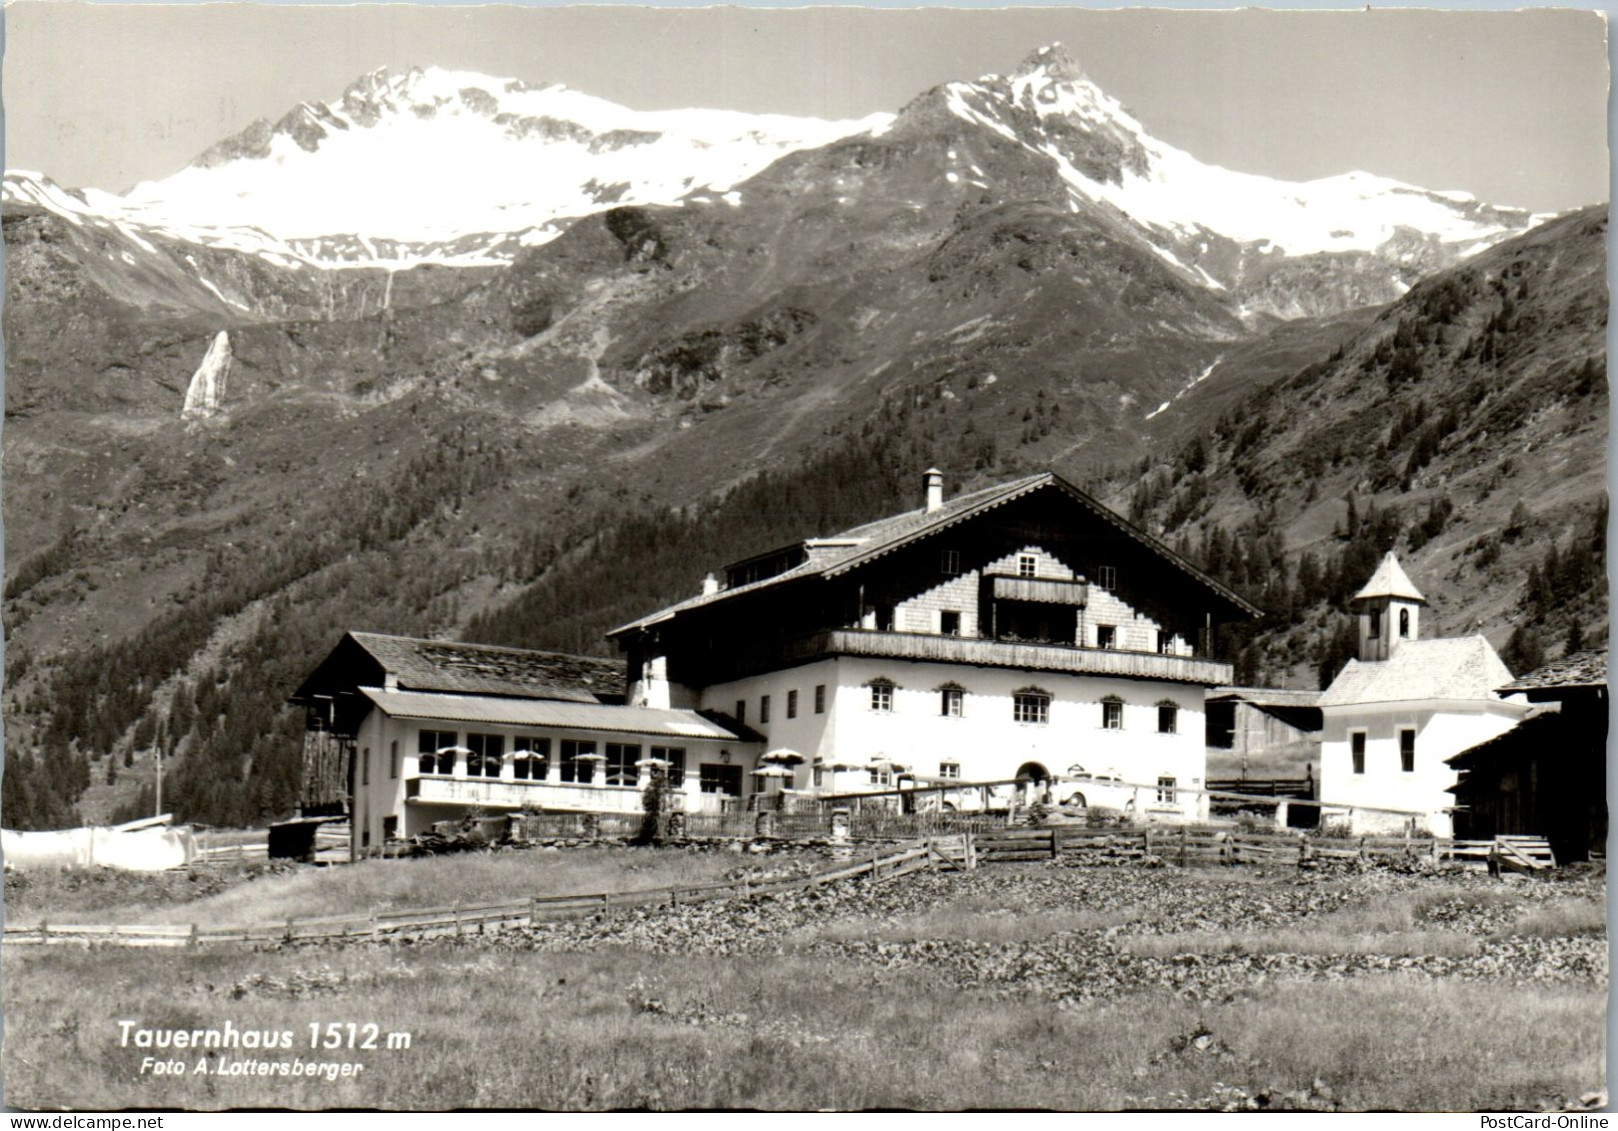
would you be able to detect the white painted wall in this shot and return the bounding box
[699,656,1209,819]
[1319,699,1526,836]
[347,710,757,844]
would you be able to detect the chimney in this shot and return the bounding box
[924,468,944,513]
[702,573,721,596]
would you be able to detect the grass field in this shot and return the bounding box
[3,845,806,926]
[2,855,1605,1112]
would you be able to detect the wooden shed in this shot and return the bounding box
[1447,648,1607,863]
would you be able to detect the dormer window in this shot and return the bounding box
[941,549,961,575]
[1098,566,1116,591]
[940,610,961,636]
[1018,554,1038,578]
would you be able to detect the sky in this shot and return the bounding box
[1,4,1609,213]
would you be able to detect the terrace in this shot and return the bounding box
[406,774,737,814]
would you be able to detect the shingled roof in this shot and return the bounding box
[1497,648,1608,693]
[1352,552,1427,605]
[294,631,625,705]
[1319,637,1515,708]
[610,472,1261,635]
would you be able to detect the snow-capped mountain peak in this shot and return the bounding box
[88,65,893,266]
[934,43,1538,292]
[4,46,1547,300]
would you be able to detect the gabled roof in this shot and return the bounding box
[1352,552,1427,605]
[609,472,1261,635]
[294,631,624,704]
[1319,636,1516,708]
[1497,647,1608,693]
[359,688,742,740]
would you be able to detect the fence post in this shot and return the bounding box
[1219,831,1231,867]
[870,848,880,880]
[1299,833,1311,867]
[1049,828,1060,860]
[285,917,294,942]
[39,921,48,945]
[1179,825,1188,868]
[1358,836,1368,862]
[453,902,462,937]
[530,896,541,927]
[370,911,379,939]
[1144,827,1154,858]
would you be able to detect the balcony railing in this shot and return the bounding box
[987,573,1090,606]
[710,628,1231,686]
[405,776,734,814]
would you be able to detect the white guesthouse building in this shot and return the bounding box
[610,471,1260,818]
[291,471,1259,850]
[291,633,763,850]
[1317,553,1528,837]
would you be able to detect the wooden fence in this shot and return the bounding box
[3,837,970,949]
[972,826,1554,869]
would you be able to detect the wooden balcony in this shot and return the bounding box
[987,573,1090,606]
[405,776,734,814]
[711,628,1231,686]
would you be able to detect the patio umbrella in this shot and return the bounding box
[635,756,671,768]
[576,752,607,763]
[762,748,806,766]
[751,765,794,778]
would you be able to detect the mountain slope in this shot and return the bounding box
[1116,204,1608,684]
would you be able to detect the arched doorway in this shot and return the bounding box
[1015,761,1051,806]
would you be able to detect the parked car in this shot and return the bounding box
[1053,767,1136,812]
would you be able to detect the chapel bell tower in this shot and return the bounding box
[1351,552,1428,662]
